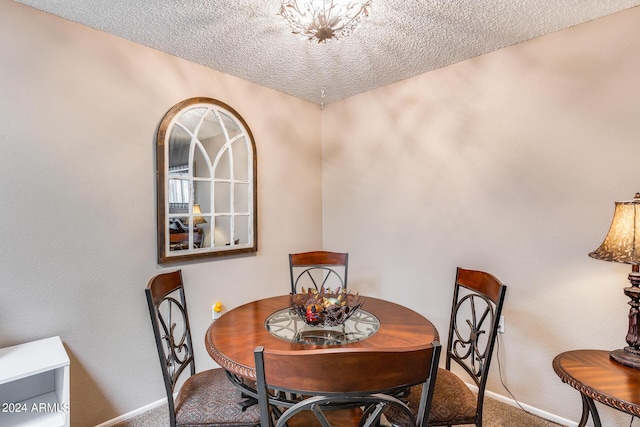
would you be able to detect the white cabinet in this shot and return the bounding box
[0,337,70,427]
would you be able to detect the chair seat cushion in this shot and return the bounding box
[428,368,477,425]
[175,368,260,427]
[385,368,477,426]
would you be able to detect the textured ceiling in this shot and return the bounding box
[15,0,640,105]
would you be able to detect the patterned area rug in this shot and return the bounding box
[462,397,564,427]
[112,395,566,427]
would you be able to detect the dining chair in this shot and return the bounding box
[289,251,349,294]
[145,270,260,427]
[386,267,507,427]
[254,342,441,427]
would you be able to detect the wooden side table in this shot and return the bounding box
[169,231,202,250]
[553,349,640,427]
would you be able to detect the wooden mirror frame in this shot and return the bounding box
[156,97,257,264]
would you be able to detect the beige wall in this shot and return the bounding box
[3,0,640,425]
[322,6,640,426]
[0,1,322,425]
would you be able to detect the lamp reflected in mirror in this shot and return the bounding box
[193,204,207,227]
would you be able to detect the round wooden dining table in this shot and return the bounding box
[205,295,439,380]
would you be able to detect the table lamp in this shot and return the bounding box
[192,204,207,226]
[589,193,640,368]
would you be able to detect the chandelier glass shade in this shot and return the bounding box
[279,0,372,43]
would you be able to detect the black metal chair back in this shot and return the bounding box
[254,343,441,427]
[145,270,195,425]
[445,267,507,425]
[289,251,349,294]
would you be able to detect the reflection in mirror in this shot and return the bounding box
[157,98,257,263]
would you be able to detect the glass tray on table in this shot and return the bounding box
[265,307,380,345]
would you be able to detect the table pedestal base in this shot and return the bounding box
[578,395,601,427]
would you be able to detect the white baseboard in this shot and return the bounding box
[93,397,168,427]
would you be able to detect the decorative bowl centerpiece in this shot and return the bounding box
[290,287,362,327]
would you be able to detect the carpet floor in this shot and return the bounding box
[112,396,565,427]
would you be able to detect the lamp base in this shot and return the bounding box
[610,347,640,369]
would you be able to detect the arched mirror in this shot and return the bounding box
[156,97,257,264]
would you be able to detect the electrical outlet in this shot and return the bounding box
[212,302,223,321]
[498,315,505,333]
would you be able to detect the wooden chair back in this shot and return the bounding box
[255,343,441,427]
[145,270,195,424]
[446,267,507,421]
[289,251,349,294]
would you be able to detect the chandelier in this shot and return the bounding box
[279,0,373,43]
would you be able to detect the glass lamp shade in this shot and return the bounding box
[589,193,640,264]
[279,0,372,43]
